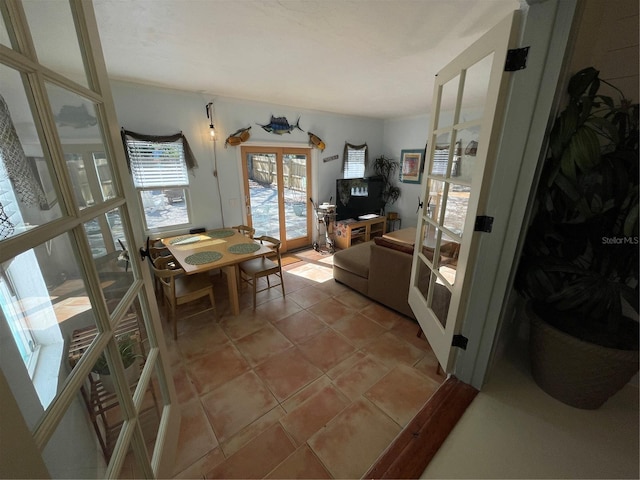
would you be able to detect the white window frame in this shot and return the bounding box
[124,138,192,231]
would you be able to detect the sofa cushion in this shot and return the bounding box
[332,241,371,279]
[373,236,414,255]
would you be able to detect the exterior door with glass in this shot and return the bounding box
[241,146,312,251]
[409,11,520,373]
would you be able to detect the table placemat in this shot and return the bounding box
[184,251,223,265]
[169,235,200,245]
[228,243,260,254]
[207,229,235,239]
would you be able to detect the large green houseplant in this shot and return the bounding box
[515,67,639,409]
[372,155,401,214]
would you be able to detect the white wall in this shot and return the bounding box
[110,81,386,235]
[382,114,431,228]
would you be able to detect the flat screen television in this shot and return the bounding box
[335,177,385,221]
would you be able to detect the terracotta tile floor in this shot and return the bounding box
[161,249,445,479]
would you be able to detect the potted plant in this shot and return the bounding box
[92,334,142,394]
[372,155,401,215]
[515,67,639,409]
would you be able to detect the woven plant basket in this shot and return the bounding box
[527,303,639,409]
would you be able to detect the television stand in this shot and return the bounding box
[334,216,386,250]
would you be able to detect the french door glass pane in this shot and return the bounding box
[42,396,106,477]
[456,126,481,184]
[45,82,107,210]
[427,179,445,223]
[0,64,63,241]
[139,359,163,465]
[84,209,134,315]
[442,185,468,237]
[283,153,308,240]
[22,0,89,88]
[66,305,152,469]
[459,53,494,123]
[0,10,9,47]
[436,74,460,129]
[431,274,452,328]
[94,152,116,201]
[431,132,452,178]
[1,232,98,414]
[246,153,279,238]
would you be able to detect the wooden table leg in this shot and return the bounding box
[224,265,240,315]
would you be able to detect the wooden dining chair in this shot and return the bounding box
[151,255,217,339]
[232,225,255,238]
[238,236,285,309]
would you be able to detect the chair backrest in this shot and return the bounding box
[256,235,282,265]
[150,255,183,297]
[149,246,170,264]
[232,225,255,238]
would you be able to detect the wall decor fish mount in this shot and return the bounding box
[55,104,97,128]
[258,115,303,135]
[225,126,251,148]
[308,132,325,151]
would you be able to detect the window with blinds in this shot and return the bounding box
[343,145,367,179]
[127,140,189,188]
[124,138,190,230]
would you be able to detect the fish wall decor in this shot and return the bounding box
[55,104,97,128]
[308,132,325,151]
[258,115,303,135]
[225,126,251,148]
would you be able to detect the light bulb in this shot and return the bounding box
[209,124,215,140]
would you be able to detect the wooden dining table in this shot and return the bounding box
[161,229,272,315]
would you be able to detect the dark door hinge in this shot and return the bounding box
[452,334,468,350]
[505,46,529,71]
[474,215,494,233]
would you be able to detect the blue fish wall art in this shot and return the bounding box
[258,115,303,135]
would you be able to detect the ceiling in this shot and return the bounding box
[92,0,521,119]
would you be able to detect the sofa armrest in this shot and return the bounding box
[368,243,415,318]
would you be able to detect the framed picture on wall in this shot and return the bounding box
[399,149,424,184]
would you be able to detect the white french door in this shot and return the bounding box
[409,11,521,373]
[0,1,178,478]
[240,146,312,252]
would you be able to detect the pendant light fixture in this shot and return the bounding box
[206,101,216,141]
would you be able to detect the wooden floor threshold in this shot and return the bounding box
[363,376,478,479]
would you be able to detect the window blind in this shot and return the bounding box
[343,145,366,179]
[432,147,449,176]
[126,139,189,188]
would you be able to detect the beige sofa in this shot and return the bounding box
[333,237,417,318]
[332,236,458,319]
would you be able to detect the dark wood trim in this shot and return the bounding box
[363,376,478,479]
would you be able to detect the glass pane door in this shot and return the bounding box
[245,152,279,238]
[0,1,179,477]
[283,150,310,249]
[408,11,519,373]
[241,147,311,251]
